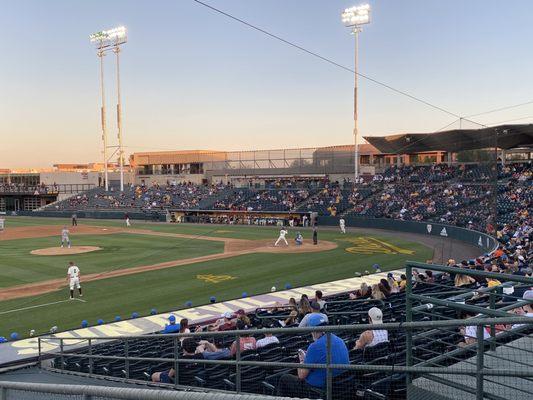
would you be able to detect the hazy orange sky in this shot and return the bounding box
[2,0,533,168]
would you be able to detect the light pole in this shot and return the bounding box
[341,4,371,183]
[114,43,125,192]
[89,26,127,192]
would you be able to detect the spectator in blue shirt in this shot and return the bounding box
[277,313,349,397]
[161,315,180,334]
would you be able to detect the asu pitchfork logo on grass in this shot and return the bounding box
[196,274,236,283]
[343,237,415,255]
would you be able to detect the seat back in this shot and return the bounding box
[363,342,390,363]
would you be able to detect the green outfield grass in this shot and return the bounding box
[0,217,433,337]
[0,233,223,288]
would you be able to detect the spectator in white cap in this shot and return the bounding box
[211,311,235,331]
[353,307,389,350]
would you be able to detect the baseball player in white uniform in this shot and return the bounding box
[61,227,71,248]
[339,218,346,234]
[67,261,82,299]
[274,227,289,246]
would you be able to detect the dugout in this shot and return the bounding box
[168,209,312,226]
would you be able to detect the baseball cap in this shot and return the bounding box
[307,313,327,327]
[310,301,321,311]
[523,290,533,301]
[368,307,383,324]
[221,312,233,319]
[168,315,176,323]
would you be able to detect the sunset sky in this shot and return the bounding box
[1,0,533,168]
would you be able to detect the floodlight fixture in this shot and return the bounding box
[341,4,371,28]
[90,26,127,49]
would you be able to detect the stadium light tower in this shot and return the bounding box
[89,26,128,192]
[341,4,371,183]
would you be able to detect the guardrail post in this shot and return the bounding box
[405,264,413,387]
[124,339,129,379]
[236,332,241,393]
[173,336,179,389]
[37,338,42,368]
[489,289,496,351]
[88,339,93,376]
[326,332,332,400]
[476,325,484,400]
[60,339,64,370]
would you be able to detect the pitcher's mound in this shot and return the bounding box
[31,246,102,256]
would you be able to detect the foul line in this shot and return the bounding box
[0,298,86,315]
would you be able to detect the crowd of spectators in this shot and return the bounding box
[214,189,311,212]
[348,162,532,232]
[52,182,231,211]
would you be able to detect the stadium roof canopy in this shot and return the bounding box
[364,124,533,154]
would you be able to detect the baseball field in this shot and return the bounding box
[0,216,433,338]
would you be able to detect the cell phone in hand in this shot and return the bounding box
[298,349,306,358]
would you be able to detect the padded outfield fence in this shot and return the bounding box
[34,263,532,400]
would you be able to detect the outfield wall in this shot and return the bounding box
[320,216,499,254]
[18,210,166,221]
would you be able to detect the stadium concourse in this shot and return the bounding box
[0,161,531,400]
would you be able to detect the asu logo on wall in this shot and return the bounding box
[344,237,415,255]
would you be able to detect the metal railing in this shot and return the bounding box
[405,262,533,400]
[0,380,287,400]
[38,317,533,400]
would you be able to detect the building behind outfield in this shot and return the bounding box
[1,124,532,212]
[129,124,533,186]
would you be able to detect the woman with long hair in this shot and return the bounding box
[371,284,386,300]
[379,279,391,297]
[455,273,476,287]
[288,297,297,309]
[298,297,313,318]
